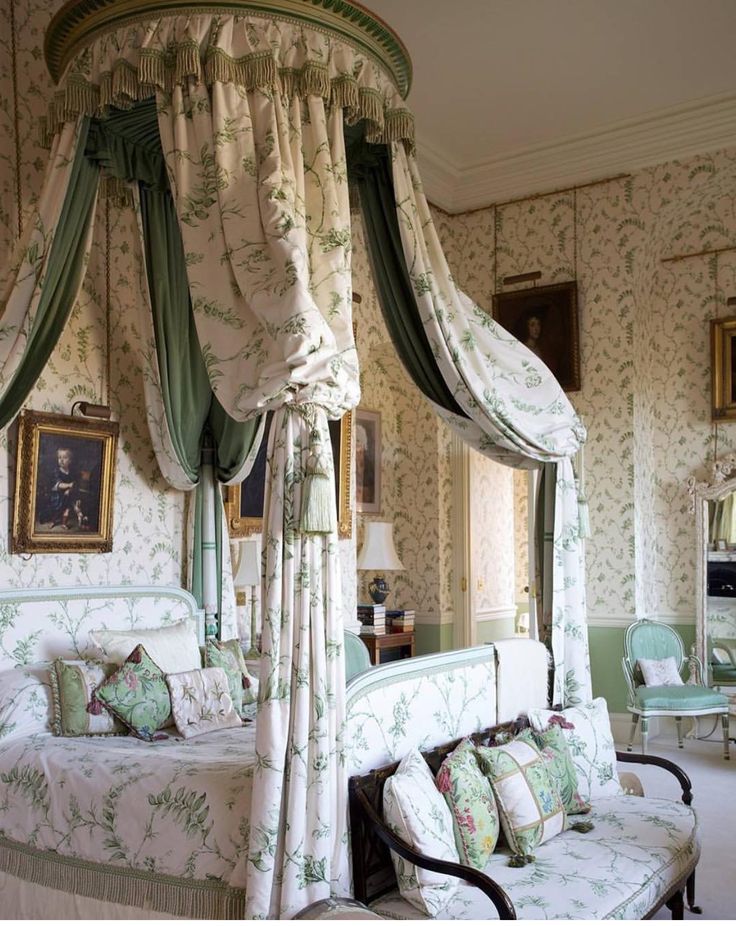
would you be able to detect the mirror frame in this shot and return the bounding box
[689,454,736,684]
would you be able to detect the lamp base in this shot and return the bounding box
[368,575,390,605]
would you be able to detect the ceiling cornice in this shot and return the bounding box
[418,92,736,214]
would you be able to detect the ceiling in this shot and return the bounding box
[362,0,736,211]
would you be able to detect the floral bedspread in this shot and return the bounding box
[0,726,256,887]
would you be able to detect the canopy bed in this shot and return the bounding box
[0,0,591,917]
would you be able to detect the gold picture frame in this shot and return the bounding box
[712,316,736,420]
[225,410,354,539]
[12,409,119,554]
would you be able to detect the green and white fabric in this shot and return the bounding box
[205,640,245,716]
[94,645,172,742]
[383,749,460,917]
[49,660,125,737]
[0,667,52,742]
[517,725,590,815]
[435,738,500,869]
[528,698,623,801]
[476,739,565,861]
[369,794,699,921]
[388,142,591,706]
[167,667,242,739]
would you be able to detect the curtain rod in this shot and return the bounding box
[661,243,736,264]
[429,172,630,217]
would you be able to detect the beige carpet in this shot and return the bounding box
[615,730,734,920]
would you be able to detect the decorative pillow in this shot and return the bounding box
[517,725,590,815]
[166,667,242,739]
[637,656,684,687]
[94,645,172,741]
[204,641,244,715]
[383,749,460,916]
[50,660,126,737]
[90,618,201,674]
[476,739,565,864]
[435,738,500,868]
[528,697,623,801]
[0,665,52,742]
[207,639,259,707]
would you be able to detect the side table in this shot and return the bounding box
[361,630,415,666]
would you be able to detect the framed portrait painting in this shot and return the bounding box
[492,281,581,392]
[12,410,119,553]
[226,410,354,539]
[711,315,736,421]
[355,408,381,514]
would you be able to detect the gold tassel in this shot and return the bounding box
[242,52,276,91]
[331,75,358,113]
[300,61,330,100]
[175,42,202,84]
[139,50,166,89]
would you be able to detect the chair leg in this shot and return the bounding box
[722,713,731,760]
[686,871,702,914]
[627,714,639,752]
[641,716,649,755]
[675,716,683,748]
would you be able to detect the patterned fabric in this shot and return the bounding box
[0,666,52,742]
[215,639,259,707]
[90,618,201,674]
[94,645,171,741]
[517,725,590,815]
[388,141,591,706]
[528,698,623,801]
[382,749,460,917]
[204,641,244,715]
[476,740,565,860]
[435,738,499,868]
[49,660,125,737]
[0,725,257,887]
[369,794,699,920]
[167,667,242,739]
[638,656,684,686]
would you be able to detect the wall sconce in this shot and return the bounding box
[71,401,112,420]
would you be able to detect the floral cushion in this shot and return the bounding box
[369,795,700,920]
[517,725,590,815]
[476,739,565,862]
[638,656,683,687]
[209,638,259,707]
[204,641,244,715]
[0,665,52,742]
[528,698,623,801]
[50,659,126,736]
[166,667,242,739]
[383,749,460,916]
[435,738,499,868]
[94,645,171,741]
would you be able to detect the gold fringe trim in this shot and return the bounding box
[100,175,134,210]
[41,50,415,152]
[0,835,246,919]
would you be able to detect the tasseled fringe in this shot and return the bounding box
[139,49,166,89]
[508,853,535,868]
[112,60,140,103]
[0,836,246,918]
[100,175,134,210]
[359,87,384,137]
[175,41,202,84]
[299,427,335,535]
[331,75,359,112]
[570,820,595,834]
[300,61,330,99]
[206,49,276,91]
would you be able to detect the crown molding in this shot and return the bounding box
[418,92,736,214]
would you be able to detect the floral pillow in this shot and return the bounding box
[50,659,126,737]
[94,645,171,741]
[166,667,242,739]
[204,641,244,715]
[435,738,500,868]
[383,749,460,916]
[207,639,259,708]
[528,698,623,801]
[637,656,683,687]
[517,725,590,815]
[476,738,565,865]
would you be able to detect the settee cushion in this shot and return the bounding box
[369,794,699,920]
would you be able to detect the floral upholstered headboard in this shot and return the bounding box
[0,585,205,672]
[344,645,497,777]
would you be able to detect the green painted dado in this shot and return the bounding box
[414,623,453,656]
[589,624,696,714]
[476,618,518,646]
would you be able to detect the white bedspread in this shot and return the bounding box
[0,725,256,888]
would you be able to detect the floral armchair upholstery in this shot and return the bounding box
[622,618,730,758]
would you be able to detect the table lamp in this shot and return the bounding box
[234,537,261,659]
[357,521,404,605]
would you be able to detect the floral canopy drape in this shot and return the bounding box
[1,0,591,917]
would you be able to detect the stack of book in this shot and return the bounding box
[386,609,415,632]
[357,603,386,636]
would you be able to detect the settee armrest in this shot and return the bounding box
[351,787,516,920]
[616,751,693,805]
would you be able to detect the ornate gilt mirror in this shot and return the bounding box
[690,458,736,691]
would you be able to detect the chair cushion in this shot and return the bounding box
[637,656,683,686]
[634,684,729,711]
[370,795,699,920]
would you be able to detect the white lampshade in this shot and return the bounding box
[233,538,261,588]
[357,521,404,572]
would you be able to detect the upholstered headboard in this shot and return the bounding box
[0,585,203,672]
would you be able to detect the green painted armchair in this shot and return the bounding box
[622,618,730,759]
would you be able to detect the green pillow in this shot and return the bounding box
[204,641,243,715]
[94,645,171,741]
[435,738,500,868]
[477,739,565,865]
[210,638,259,708]
[518,725,591,816]
[50,659,126,737]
